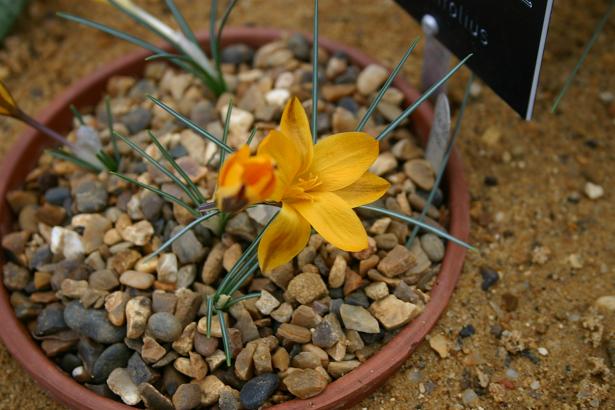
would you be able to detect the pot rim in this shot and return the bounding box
[0,27,469,410]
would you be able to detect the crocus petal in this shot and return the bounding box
[258,130,301,201]
[258,204,311,273]
[280,97,313,174]
[309,132,379,192]
[291,191,368,251]
[0,81,18,117]
[333,172,390,208]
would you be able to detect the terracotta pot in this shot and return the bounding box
[0,28,469,409]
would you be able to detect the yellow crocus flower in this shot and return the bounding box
[0,80,19,117]
[253,97,390,272]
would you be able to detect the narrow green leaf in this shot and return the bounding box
[57,12,165,55]
[246,127,257,147]
[377,54,473,142]
[114,131,201,205]
[96,151,118,172]
[70,105,85,126]
[206,297,214,338]
[105,96,120,165]
[224,292,261,309]
[148,211,220,260]
[552,0,615,113]
[147,95,233,153]
[219,99,233,167]
[110,171,199,216]
[217,310,232,366]
[407,73,474,247]
[165,0,199,46]
[360,205,475,251]
[144,52,191,63]
[357,37,420,132]
[47,149,102,172]
[224,260,259,299]
[311,0,319,143]
[148,130,205,203]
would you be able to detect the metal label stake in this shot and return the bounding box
[420,15,452,96]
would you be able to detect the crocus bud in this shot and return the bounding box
[216,145,276,212]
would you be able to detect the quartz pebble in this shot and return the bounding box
[107,368,141,405]
[357,64,388,95]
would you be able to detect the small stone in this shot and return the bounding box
[331,106,358,133]
[127,352,156,385]
[312,313,345,348]
[122,107,152,134]
[45,186,70,206]
[104,291,129,326]
[201,243,225,285]
[595,296,615,313]
[194,332,219,357]
[537,347,549,356]
[253,343,273,375]
[138,383,174,410]
[270,302,293,323]
[283,368,328,399]
[480,267,499,290]
[340,304,380,333]
[126,296,152,339]
[148,312,183,342]
[459,324,476,338]
[327,360,360,378]
[328,255,347,288]
[157,253,178,284]
[61,279,88,299]
[218,387,241,410]
[225,213,256,240]
[223,243,242,271]
[173,383,202,410]
[240,373,280,410]
[461,388,478,406]
[420,234,445,262]
[152,291,177,313]
[50,227,85,260]
[172,227,206,264]
[120,271,155,290]
[3,262,30,290]
[364,282,389,300]
[107,368,141,405]
[568,253,584,269]
[404,159,435,190]
[277,323,312,343]
[119,220,154,246]
[221,43,255,64]
[35,303,66,336]
[36,203,66,226]
[255,290,280,315]
[357,64,388,95]
[584,182,604,199]
[172,322,196,356]
[235,343,256,381]
[287,272,328,304]
[74,180,107,213]
[265,88,290,107]
[92,343,131,382]
[198,375,226,406]
[89,270,119,291]
[206,350,226,372]
[142,336,167,364]
[377,245,416,277]
[291,351,321,369]
[220,105,254,137]
[177,265,197,289]
[369,295,418,330]
[429,334,450,358]
[64,301,126,343]
[291,305,322,328]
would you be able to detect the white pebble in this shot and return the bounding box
[537,347,549,356]
[584,182,604,200]
[265,88,291,108]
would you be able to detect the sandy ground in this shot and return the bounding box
[0,0,614,408]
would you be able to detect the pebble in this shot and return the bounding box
[584,182,604,199]
[328,255,347,288]
[172,383,202,410]
[369,295,418,330]
[148,312,183,342]
[265,88,290,108]
[480,267,499,290]
[104,291,129,326]
[291,305,322,328]
[74,180,108,213]
[287,272,328,304]
[270,302,293,323]
[91,343,131,382]
[595,295,615,313]
[404,159,435,190]
[126,296,152,339]
[276,323,312,344]
[221,43,255,64]
[312,313,344,348]
[119,271,155,290]
[364,282,389,300]
[255,290,281,315]
[370,152,397,176]
[141,336,167,364]
[3,262,30,290]
[138,383,174,410]
[198,375,226,406]
[44,186,70,206]
[328,360,360,378]
[122,107,152,134]
[420,234,445,262]
[461,388,478,406]
[283,368,328,399]
[240,373,279,410]
[127,352,156,385]
[50,227,85,260]
[220,105,254,137]
[429,334,450,358]
[287,33,310,61]
[201,243,225,285]
[157,253,178,284]
[64,301,126,343]
[357,64,388,95]
[119,220,154,246]
[107,368,141,405]
[171,227,206,264]
[34,303,66,336]
[340,304,380,333]
[377,245,416,277]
